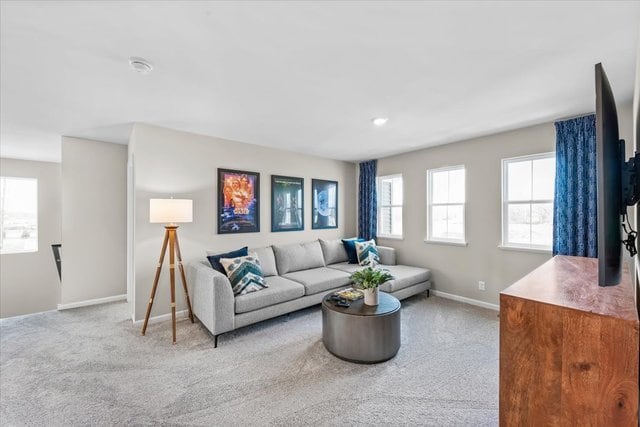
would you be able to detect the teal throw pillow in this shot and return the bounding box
[220,253,268,296]
[355,239,380,267]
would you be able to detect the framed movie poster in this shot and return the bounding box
[311,179,338,229]
[218,168,260,234]
[271,175,304,232]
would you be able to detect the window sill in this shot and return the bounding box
[498,245,552,254]
[424,239,468,247]
[377,235,404,241]
[0,249,38,255]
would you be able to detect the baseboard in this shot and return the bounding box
[57,294,127,310]
[1,308,58,321]
[132,310,189,326]
[431,290,499,311]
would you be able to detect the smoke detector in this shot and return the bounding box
[129,57,153,74]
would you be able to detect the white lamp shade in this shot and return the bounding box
[149,199,193,224]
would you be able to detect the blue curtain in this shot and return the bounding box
[553,114,597,257]
[358,160,377,241]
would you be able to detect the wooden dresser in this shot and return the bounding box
[500,255,639,426]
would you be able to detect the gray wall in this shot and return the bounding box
[131,123,357,322]
[377,103,635,306]
[634,28,639,284]
[0,158,61,318]
[61,137,127,305]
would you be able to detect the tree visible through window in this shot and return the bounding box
[0,177,38,254]
[377,174,403,238]
[502,153,555,250]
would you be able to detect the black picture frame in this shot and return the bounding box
[217,168,260,234]
[271,175,304,232]
[311,179,338,229]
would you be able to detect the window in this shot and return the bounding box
[427,165,466,244]
[377,174,403,238]
[502,153,555,250]
[0,177,38,254]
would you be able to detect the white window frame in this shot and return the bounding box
[0,176,39,255]
[501,152,555,252]
[376,174,403,239]
[426,165,467,246]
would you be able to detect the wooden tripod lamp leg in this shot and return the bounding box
[168,227,178,344]
[174,232,195,323]
[141,228,170,336]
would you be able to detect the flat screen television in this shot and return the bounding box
[596,63,640,286]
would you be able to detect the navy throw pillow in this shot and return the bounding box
[207,247,248,274]
[341,238,365,264]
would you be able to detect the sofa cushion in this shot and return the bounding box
[250,246,278,277]
[327,262,362,275]
[206,246,248,274]
[319,239,348,265]
[272,241,325,275]
[220,253,268,296]
[234,276,305,314]
[341,238,364,264]
[355,239,380,266]
[379,265,431,293]
[283,267,351,295]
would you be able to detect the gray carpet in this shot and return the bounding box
[0,294,499,426]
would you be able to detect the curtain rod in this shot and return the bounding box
[555,111,595,122]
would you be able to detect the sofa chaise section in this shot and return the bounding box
[328,262,431,297]
[326,245,430,296]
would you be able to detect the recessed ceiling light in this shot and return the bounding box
[372,117,388,126]
[129,56,153,74]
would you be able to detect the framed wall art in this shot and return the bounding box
[311,179,338,229]
[271,175,304,232]
[217,168,260,234]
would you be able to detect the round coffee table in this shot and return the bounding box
[322,291,401,363]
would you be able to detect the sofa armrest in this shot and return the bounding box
[187,261,235,335]
[377,246,397,266]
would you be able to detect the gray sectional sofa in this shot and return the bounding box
[187,239,431,346]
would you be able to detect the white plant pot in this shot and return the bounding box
[363,287,379,306]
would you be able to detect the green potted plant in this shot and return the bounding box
[350,267,393,306]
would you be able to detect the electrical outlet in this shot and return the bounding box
[478,281,486,291]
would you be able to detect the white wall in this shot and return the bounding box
[0,158,61,318]
[61,137,127,306]
[131,123,357,322]
[377,103,635,306]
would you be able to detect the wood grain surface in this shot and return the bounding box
[501,255,637,321]
[500,255,639,426]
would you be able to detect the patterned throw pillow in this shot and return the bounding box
[220,253,268,296]
[355,240,380,267]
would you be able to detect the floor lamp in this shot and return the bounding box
[141,198,195,343]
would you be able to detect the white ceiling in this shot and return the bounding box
[1,1,639,163]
